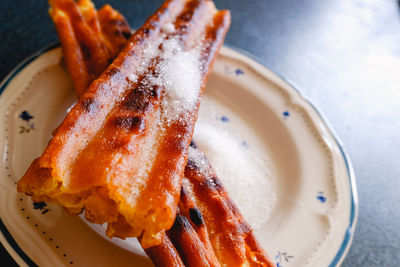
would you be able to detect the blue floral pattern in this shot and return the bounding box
[19,111,35,134]
[220,115,230,122]
[317,191,327,203]
[283,111,290,118]
[235,68,244,75]
[275,251,294,267]
[224,65,245,76]
[33,201,50,214]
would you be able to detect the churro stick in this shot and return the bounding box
[50,0,131,96]
[76,0,102,34]
[47,1,273,265]
[18,0,231,248]
[142,235,185,267]
[49,0,112,94]
[97,4,132,59]
[50,5,91,96]
[183,143,275,266]
[49,1,209,264]
[167,186,220,266]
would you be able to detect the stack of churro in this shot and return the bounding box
[17,0,275,266]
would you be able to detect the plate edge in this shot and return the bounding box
[0,43,60,267]
[0,43,359,267]
[222,45,359,267]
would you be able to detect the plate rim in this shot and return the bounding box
[223,44,359,267]
[0,43,358,267]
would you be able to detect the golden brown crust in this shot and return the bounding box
[49,0,131,96]
[49,5,91,96]
[49,0,112,90]
[97,4,132,59]
[23,0,274,265]
[143,234,185,267]
[18,0,230,248]
[184,143,275,267]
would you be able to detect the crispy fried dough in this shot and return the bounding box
[18,0,230,248]
[20,0,274,265]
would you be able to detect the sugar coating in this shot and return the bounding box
[128,73,137,82]
[162,22,175,34]
[131,30,202,124]
[188,146,211,177]
[114,28,202,204]
[150,37,201,123]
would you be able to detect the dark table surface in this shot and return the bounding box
[1,0,399,266]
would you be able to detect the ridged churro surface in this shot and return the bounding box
[18,0,230,248]
[20,0,274,265]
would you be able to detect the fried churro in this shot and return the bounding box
[19,0,274,265]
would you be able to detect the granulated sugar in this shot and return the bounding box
[188,145,211,177]
[150,37,201,123]
[193,97,277,229]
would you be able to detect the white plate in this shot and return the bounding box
[0,44,357,267]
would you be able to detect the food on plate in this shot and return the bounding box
[180,143,275,266]
[49,0,131,96]
[19,0,275,265]
[18,0,231,248]
[145,144,275,266]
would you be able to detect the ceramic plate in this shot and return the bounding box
[0,44,357,267]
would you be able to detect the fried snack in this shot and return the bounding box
[48,0,218,263]
[145,183,221,266]
[182,143,275,266]
[167,190,220,266]
[18,0,230,248]
[49,0,131,96]
[97,4,132,60]
[36,0,272,265]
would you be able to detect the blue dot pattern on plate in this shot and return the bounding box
[317,192,327,203]
[19,110,35,134]
[19,110,34,122]
[283,111,290,117]
[33,201,50,214]
[275,251,294,267]
[220,116,230,122]
[235,68,244,75]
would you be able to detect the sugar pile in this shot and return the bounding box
[193,98,277,229]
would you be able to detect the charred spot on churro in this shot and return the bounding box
[81,97,96,112]
[106,67,120,76]
[123,88,153,113]
[171,214,191,233]
[180,13,191,21]
[114,116,143,132]
[122,30,131,39]
[189,207,204,227]
[143,28,150,35]
[200,177,224,192]
[186,159,196,170]
[80,43,91,59]
[180,184,188,199]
